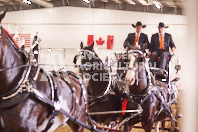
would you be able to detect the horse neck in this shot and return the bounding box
[87,59,109,96]
[130,69,148,95]
[0,31,25,94]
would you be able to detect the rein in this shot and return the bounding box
[0,24,103,132]
[75,49,117,99]
[0,64,31,72]
[88,71,113,99]
[124,51,155,105]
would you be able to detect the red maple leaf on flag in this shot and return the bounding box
[96,37,105,45]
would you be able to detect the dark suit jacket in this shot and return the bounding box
[123,32,149,49]
[149,33,176,52]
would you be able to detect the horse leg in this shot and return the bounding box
[66,105,86,132]
[67,119,83,132]
[141,119,154,132]
[154,121,161,132]
[123,116,139,131]
[123,122,130,131]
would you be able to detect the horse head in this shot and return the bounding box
[73,42,103,73]
[125,50,147,93]
[0,8,26,94]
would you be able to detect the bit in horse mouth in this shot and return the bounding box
[130,78,135,85]
[125,77,135,86]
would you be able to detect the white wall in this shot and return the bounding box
[2,6,198,131]
[2,6,186,49]
[182,0,198,131]
[2,6,187,87]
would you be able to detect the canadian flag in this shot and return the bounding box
[87,35,114,49]
[11,33,31,47]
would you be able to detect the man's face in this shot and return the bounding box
[158,27,165,34]
[135,26,142,33]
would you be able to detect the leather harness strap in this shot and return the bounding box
[41,69,59,132]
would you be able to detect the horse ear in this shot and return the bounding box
[80,42,83,49]
[89,42,94,50]
[73,55,78,64]
[0,8,8,23]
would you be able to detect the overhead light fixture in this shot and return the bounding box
[155,3,161,9]
[23,0,31,5]
[153,1,162,9]
[47,48,52,52]
[129,1,136,5]
[101,0,108,2]
[31,0,53,7]
[138,0,147,5]
[124,0,135,5]
[131,0,136,5]
[111,0,121,3]
[82,0,90,4]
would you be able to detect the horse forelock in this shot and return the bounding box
[128,54,136,68]
[125,54,135,85]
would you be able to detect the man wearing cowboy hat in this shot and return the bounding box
[149,22,176,69]
[123,21,149,50]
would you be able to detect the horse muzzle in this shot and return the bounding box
[125,70,136,86]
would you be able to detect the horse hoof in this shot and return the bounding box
[174,127,179,132]
[178,114,182,118]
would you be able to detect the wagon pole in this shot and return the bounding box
[88,109,142,115]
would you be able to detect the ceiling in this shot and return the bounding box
[0,0,185,15]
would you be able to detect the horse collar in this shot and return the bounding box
[0,63,30,108]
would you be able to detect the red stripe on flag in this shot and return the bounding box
[16,34,31,47]
[107,35,114,49]
[87,35,94,46]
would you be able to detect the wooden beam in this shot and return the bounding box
[31,0,53,8]
[12,2,17,11]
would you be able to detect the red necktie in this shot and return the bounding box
[134,33,139,46]
[160,34,163,50]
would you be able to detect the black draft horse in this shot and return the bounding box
[0,10,87,132]
[124,50,172,132]
[73,42,122,125]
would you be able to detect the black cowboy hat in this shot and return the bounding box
[158,22,169,28]
[132,21,146,28]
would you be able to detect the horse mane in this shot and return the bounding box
[2,27,28,64]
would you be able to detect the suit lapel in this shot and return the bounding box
[164,33,168,44]
[132,33,135,40]
[156,33,159,43]
[139,33,142,42]
[131,33,135,45]
[155,33,160,48]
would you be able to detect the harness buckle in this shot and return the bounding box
[54,101,60,111]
